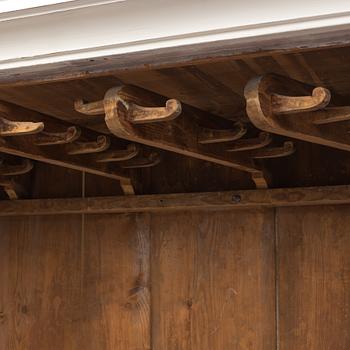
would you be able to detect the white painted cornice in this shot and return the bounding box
[0,0,349,71]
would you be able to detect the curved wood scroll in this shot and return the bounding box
[121,152,161,169]
[226,132,272,152]
[198,122,247,144]
[35,126,81,145]
[67,135,110,155]
[96,144,139,162]
[244,74,350,152]
[0,117,44,136]
[0,158,33,176]
[74,99,104,116]
[251,141,295,159]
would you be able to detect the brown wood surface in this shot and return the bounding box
[0,213,151,350]
[0,185,350,216]
[277,205,350,350]
[151,210,275,349]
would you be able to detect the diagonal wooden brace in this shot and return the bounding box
[244,74,350,152]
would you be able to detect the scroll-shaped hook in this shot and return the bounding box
[125,99,182,124]
[74,99,105,116]
[35,126,81,145]
[67,135,111,155]
[198,122,247,144]
[121,152,161,168]
[96,143,139,162]
[226,132,272,152]
[0,158,33,176]
[271,87,331,115]
[0,117,44,136]
[251,141,295,159]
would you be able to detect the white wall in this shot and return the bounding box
[0,0,349,70]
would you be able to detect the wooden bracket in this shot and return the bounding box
[96,143,139,162]
[74,99,105,116]
[244,74,350,152]
[0,158,33,176]
[198,122,247,144]
[77,85,262,175]
[0,176,25,200]
[121,152,161,169]
[67,135,111,155]
[251,141,295,159]
[0,116,44,136]
[0,100,131,189]
[226,132,272,152]
[35,126,81,145]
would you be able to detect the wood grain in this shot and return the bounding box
[150,210,275,349]
[277,205,350,350]
[0,212,151,350]
[1,185,350,216]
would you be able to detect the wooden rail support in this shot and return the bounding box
[67,135,111,155]
[226,132,272,152]
[76,85,262,176]
[251,141,295,159]
[0,116,43,136]
[96,143,139,162]
[121,151,161,169]
[0,176,25,200]
[0,100,132,192]
[35,126,81,145]
[245,74,350,152]
[198,122,247,144]
[0,158,33,176]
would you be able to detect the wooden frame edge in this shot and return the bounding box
[0,185,349,216]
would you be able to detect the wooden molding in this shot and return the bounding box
[1,185,350,216]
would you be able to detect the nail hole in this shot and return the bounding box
[232,194,241,203]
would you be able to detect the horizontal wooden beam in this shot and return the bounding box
[0,185,349,216]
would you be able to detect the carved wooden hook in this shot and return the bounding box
[0,158,33,176]
[0,117,44,136]
[198,122,247,144]
[35,126,81,146]
[96,143,139,162]
[67,135,111,155]
[244,74,350,152]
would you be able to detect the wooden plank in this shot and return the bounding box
[0,215,82,349]
[0,100,129,182]
[151,210,275,349]
[81,213,151,349]
[0,212,151,349]
[1,185,350,216]
[277,205,350,349]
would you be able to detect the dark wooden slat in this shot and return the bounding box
[1,185,350,216]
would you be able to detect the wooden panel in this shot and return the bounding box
[0,213,151,350]
[150,209,276,349]
[0,215,82,350]
[81,213,151,350]
[277,205,350,350]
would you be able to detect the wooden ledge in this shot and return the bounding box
[0,185,349,216]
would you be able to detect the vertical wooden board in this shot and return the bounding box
[151,209,276,350]
[0,214,82,350]
[80,213,151,350]
[277,205,350,350]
